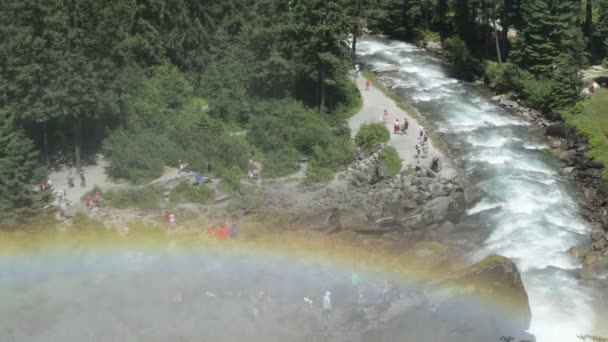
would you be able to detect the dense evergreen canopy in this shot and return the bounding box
[1,0,607,221]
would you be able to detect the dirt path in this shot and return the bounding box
[349,75,445,170]
[48,157,124,207]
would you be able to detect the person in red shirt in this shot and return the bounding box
[94,192,102,207]
[217,222,229,240]
[85,196,92,209]
[365,79,371,91]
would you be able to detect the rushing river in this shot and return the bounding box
[356,36,598,342]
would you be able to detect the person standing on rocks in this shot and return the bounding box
[415,143,421,158]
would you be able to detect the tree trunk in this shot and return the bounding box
[351,0,362,60]
[43,121,50,166]
[320,63,326,115]
[585,0,593,37]
[118,88,126,130]
[74,117,81,172]
[492,7,502,64]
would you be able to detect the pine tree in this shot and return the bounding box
[432,0,451,40]
[0,110,47,221]
[594,0,608,58]
[549,54,581,112]
[511,0,557,75]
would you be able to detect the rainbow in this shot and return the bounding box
[0,223,601,341]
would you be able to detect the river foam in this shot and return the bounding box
[357,36,598,342]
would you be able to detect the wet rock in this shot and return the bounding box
[438,255,532,341]
[375,65,400,73]
[567,246,591,259]
[422,196,451,223]
[463,186,482,207]
[546,124,569,138]
[338,208,369,231]
[584,251,600,266]
[560,167,575,176]
[579,267,597,280]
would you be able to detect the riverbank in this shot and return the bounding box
[415,38,608,284]
[356,35,603,341]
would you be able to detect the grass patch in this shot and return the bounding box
[562,91,608,178]
[415,241,448,254]
[361,70,419,120]
[169,180,215,204]
[342,79,363,118]
[379,146,402,177]
[583,88,608,136]
[472,255,510,269]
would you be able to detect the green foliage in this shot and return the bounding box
[262,147,301,179]
[603,58,608,69]
[0,110,48,222]
[102,129,179,183]
[170,180,215,204]
[103,186,163,211]
[307,135,355,182]
[420,30,441,43]
[378,146,402,177]
[444,37,479,79]
[355,123,390,152]
[217,166,243,193]
[562,91,608,178]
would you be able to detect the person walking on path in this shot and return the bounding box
[402,118,409,134]
[79,170,86,188]
[393,119,401,134]
[67,169,74,188]
[322,291,332,319]
[354,64,360,77]
[419,127,425,141]
[365,79,371,91]
[383,109,390,123]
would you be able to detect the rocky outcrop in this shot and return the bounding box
[490,94,552,127]
[437,255,533,341]
[363,255,533,342]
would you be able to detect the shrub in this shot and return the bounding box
[420,30,441,43]
[355,123,390,152]
[603,58,608,69]
[262,146,301,179]
[484,62,525,93]
[311,136,355,169]
[306,161,336,183]
[217,166,243,193]
[103,185,163,211]
[170,180,215,204]
[522,77,553,113]
[444,37,479,79]
[378,146,402,177]
[102,129,181,183]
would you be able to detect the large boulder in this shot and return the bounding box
[422,196,451,223]
[338,208,369,231]
[294,209,340,232]
[438,255,532,340]
[546,124,569,138]
[360,255,533,342]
